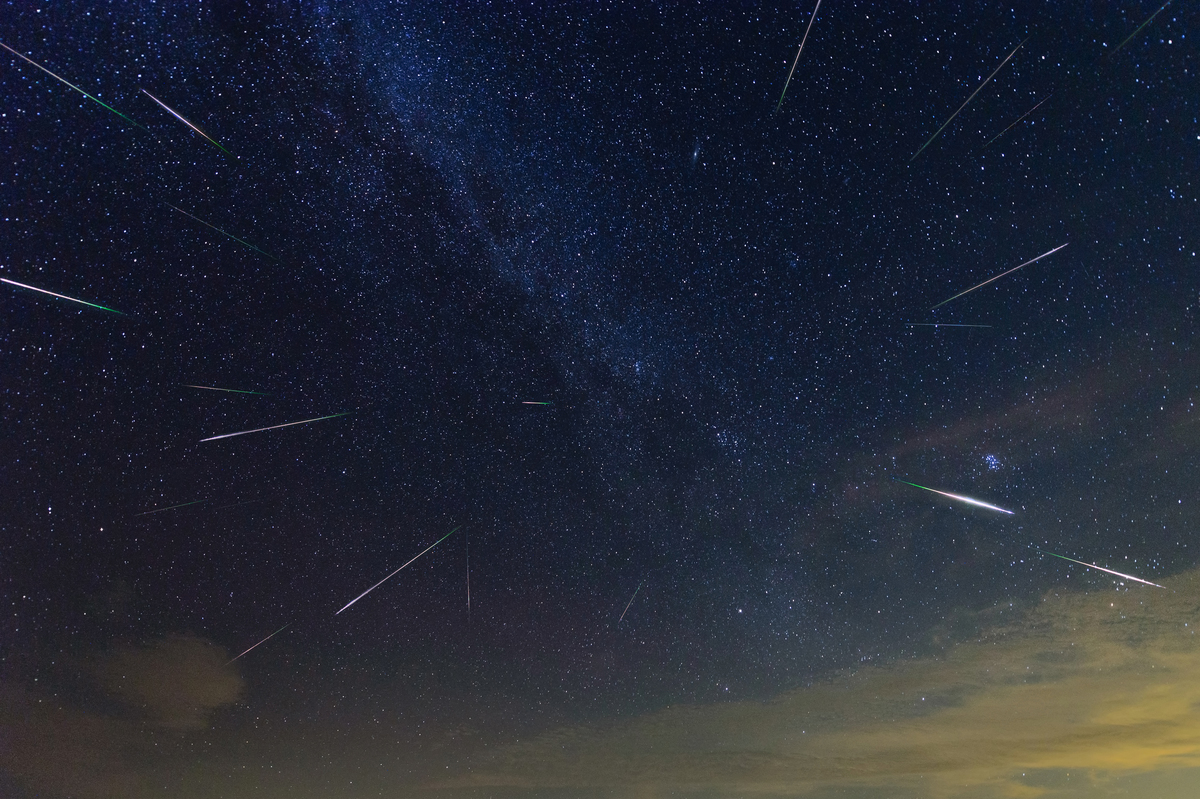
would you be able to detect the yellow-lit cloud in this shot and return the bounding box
[442,569,1200,797]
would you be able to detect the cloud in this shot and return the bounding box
[441,568,1200,798]
[96,634,243,729]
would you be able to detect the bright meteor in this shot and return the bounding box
[931,242,1068,310]
[226,624,290,665]
[0,42,144,128]
[200,412,350,442]
[2,277,125,315]
[142,89,231,153]
[337,527,461,614]
[775,0,822,114]
[894,478,1014,515]
[619,578,645,623]
[1037,549,1165,589]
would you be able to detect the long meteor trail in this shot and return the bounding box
[183,384,269,395]
[905,322,992,328]
[134,499,206,517]
[337,527,461,614]
[910,37,1027,162]
[226,624,290,665]
[619,578,645,623]
[0,42,144,128]
[931,242,1068,310]
[1111,0,1172,56]
[142,89,231,154]
[200,412,350,442]
[2,277,125,315]
[894,478,1014,515]
[167,204,276,260]
[775,0,822,114]
[1037,550,1165,589]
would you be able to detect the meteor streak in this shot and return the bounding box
[142,89,231,154]
[619,578,645,623]
[522,401,552,405]
[984,94,1052,148]
[931,242,1068,310]
[775,0,822,114]
[134,499,206,517]
[0,42,144,128]
[1037,549,1166,589]
[226,624,290,665]
[910,38,1028,162]
[200,412,350,442]
[167,204,277,260]
[183,384,269,395]
[1111,0,1172,56]
[337,527,461,614]
[905,322,992,328]
[2,277,125,315]
[894,478,1014,515]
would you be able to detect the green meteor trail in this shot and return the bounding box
[337,527,461,614]
[0,42,144,128]
[183,384,270,395]
[619,578,645,623]
[522,401,553,405]
[2,277,125,315]
[142,89,232,154]
[167,204,277,260]
[894,478,1014,515]
[1111,0,1172,56]
[910,37,1027,162]
[1037,549,1166,589]
[134,499,206,517]
[201,412,351,442]
[775,0,822,114]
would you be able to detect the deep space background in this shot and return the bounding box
[2,1,1199,797]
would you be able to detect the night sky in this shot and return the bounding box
[2,2,1199,797]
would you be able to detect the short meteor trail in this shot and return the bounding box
[618,578,645,623]
[200,412,350,442]
[910,37,1028,162]
[167,204,276,260]
[337,527,461,614]
[1111,0,1172,56]
[905,322,993,328]
[0,42,144,128]
[775,0,822,114]
[183,384,269,395]
[894,478,1014,515]
[984,94,1052,148]
[2,277,125,315]
[226,624,290,665]
[142,89,231,154]
[134,499,206,517]
[1037,550,1165,589]
[931,242,1068,310]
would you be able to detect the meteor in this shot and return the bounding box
[0,42,144,128]
[200,412,350,442]
[134,499,206,517]
[894,478,1014,515]
[910,37,1028,162]
[1111,0,1172,56]
[984,94,1052,148]
[1037,549,1165,589]
[141,89,231,154]
[2,277,125,315]
[226,624,290,665]
[337,527,461,614]
[167,204,277,260]
[183,384,269,395]
[522,401,552,405]
[619,578,645,623]
[775,0,822,114]
[931,242,1068,310]
[905,322,992,328]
